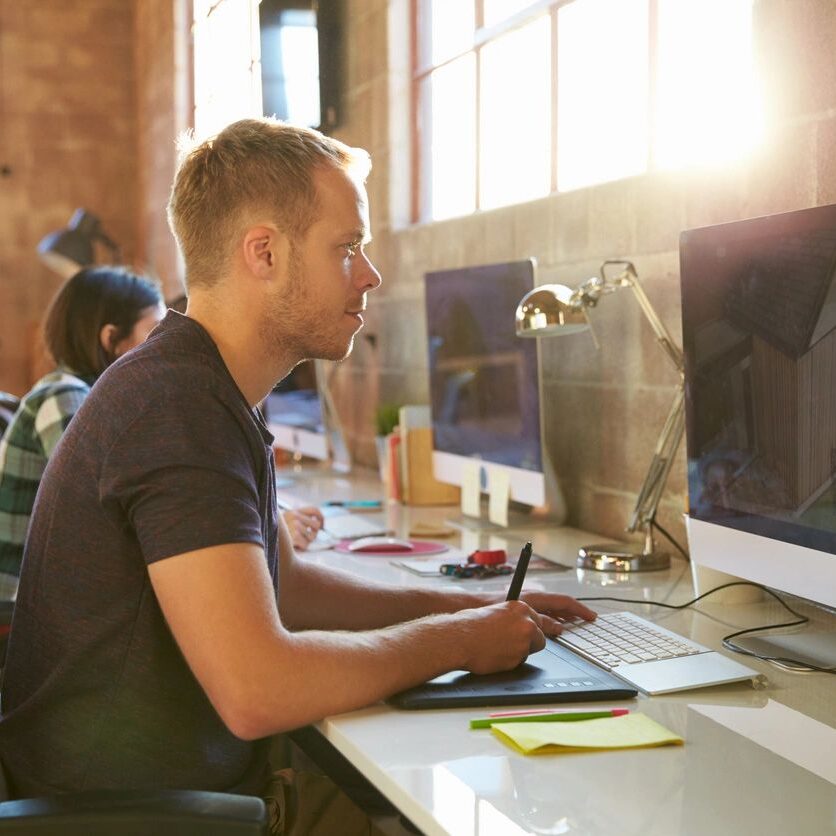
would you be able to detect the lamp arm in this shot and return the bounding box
[600,260,684,374]
[627,382,685,533]
[571,260,687,545]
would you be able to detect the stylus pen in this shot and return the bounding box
[323,500,383,509]
[506,542,532,601]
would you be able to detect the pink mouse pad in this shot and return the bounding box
[334,539,449,556]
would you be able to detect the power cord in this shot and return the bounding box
[651,519,690,561]
[577,581,836,675]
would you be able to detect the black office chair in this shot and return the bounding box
[0,599,268,834]
[0,777,269,835]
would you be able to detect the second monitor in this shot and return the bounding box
[424,258,564,525]
[264,359,351,476]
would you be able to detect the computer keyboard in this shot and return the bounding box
[322,512,387,540]
[557,611,705,670]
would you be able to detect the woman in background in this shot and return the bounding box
[0,266,164,598]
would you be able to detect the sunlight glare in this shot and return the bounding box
[480,16,551,210]
[557,0,649,192]
[655,0,762,169]
[483,0,536,28]
[193,0,261,140]
[427,0,474,65]
[428,55,477,220]
[277,23,320,127]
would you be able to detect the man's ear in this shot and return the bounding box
[242,224,290,279]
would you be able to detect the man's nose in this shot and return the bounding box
[355,251,382,291]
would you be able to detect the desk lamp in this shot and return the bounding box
[36,208,121,278]
[515,259,684,572]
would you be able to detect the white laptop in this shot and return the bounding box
[557,611,766,695]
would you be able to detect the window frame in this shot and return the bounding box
[409,0,663,224]
[191,0,263,140]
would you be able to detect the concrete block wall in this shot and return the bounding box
[327,0,836,545]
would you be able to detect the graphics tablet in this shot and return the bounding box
[389,638,637,709]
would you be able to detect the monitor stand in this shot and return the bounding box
[736,630,836,672]
[445,502,559,533]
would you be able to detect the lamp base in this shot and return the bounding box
[577,543,670,572]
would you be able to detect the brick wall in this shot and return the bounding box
[134,0,190,301]
[0,0,138,395]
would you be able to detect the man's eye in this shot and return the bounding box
[343,242,359,257]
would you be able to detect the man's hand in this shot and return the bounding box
[518,591,596,636]
[282,506,324,551]
[449,593,596,675]
[454,600,548,674]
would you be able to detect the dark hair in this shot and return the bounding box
[43,266,162,378]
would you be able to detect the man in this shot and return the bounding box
[0,118,595,832]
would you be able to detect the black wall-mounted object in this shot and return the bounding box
[259,0,343,133]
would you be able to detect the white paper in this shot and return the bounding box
[461,460,482,518]
[488,468,511,527]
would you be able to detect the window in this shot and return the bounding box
[412,0,761,223]
[260,5,321,128]
[192,0,262,140]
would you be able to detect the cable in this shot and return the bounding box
[577,581,835,675]
[651,519,690,561]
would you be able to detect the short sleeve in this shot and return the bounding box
[99,392,267,565]
[35,386,89,458]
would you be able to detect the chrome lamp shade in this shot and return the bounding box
[514,260,685,573]
[515,284,591,337]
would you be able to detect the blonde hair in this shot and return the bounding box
[167,117,371,289]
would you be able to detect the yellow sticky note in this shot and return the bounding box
[491,714,683,755]
[461,460,481,519]
[488,468,510,527]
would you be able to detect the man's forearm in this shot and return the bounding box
[234,612,473,737]
[280,557,490,630]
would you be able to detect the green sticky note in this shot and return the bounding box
[491,713,684,755]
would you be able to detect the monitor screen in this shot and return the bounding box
[681,203,836,608]
[264,360,329,461]
[424,259,545,507]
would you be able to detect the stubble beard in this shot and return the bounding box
[259,243,355,365]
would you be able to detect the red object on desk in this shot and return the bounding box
[469,549,507,566]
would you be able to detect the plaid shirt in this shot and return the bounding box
[0,369,91,598]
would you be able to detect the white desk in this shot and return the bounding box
[278,466,836,836]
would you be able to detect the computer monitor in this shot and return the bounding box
[424,259,559,520]
[264,359,350,473]
[265,360,328,461]
[680,204,836,623]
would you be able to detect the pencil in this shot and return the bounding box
[470,708,629,729]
